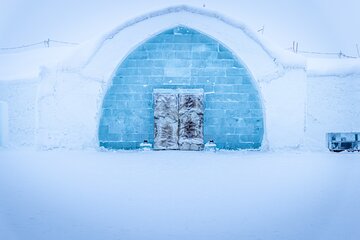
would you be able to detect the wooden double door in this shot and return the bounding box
[153,89,204,150]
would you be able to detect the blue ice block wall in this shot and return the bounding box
[99,26,264,149]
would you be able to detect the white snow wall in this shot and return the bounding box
[0,80,38,146]
[0,101,9,146]
[305,75,360,150]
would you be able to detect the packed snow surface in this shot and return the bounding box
[0,46,76,81]
[0,149,359,240]
[307,58,360,77]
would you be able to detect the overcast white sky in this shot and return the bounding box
[0,0,359,55]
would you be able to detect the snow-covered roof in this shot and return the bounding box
[0,5,359,81]
[0,46,76,81]
[307,58,360,77]
[79,5,305,70]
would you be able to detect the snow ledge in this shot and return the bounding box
[80,5,306,70]
[307,58,360,78]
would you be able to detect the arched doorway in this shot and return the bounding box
[98,26,264,150]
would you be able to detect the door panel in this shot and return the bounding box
[178,93,204,150]
[153,93,179,150]
[154,90,204,150]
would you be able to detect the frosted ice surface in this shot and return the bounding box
[154,93,179,150]
[153,93,178,120]
[153,90,204,150]
[178,94,204,150]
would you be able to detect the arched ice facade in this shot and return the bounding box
[33,6,308,150]
[98,26,264,150]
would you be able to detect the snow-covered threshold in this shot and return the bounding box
[0,149,359,240]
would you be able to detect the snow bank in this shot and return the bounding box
[307,58,360,77]
[0,80,38,146]
[68,5,305,71]
[305,75,360,150]
[0,46,77,81]
[36,70,102,149]
[0,101,8,146]
[304,58,360,150]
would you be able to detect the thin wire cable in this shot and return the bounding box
[49,39,79,45]
[0,39,79,51]
[286,47,358,59]
[298,50,357,59]
[0,41,44,50]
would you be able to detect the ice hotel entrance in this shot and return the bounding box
[98,26,264,150]
[153,89,204,150]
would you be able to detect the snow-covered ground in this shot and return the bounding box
[0,149,359,240]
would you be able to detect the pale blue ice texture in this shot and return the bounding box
[98,26,263,149]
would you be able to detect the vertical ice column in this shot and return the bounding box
[153,93,179,150]
[0,101,9,147]
[178,93,204,150]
